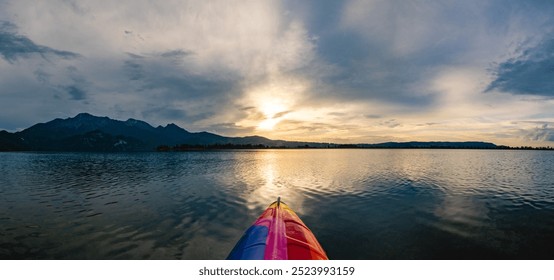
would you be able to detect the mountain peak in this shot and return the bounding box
[161,123,188,133]
[125,118,153,130]
[74,112,95,119]
[61,113,111,128]
[71,112,111,122]
[166,123,179,128]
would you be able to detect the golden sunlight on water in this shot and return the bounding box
[241,151,307,211]
[235,149,382,214]
[2,150,554,259]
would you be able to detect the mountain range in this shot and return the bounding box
[0,113,502,151]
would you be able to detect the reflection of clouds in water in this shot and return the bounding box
[2,150,553,259]
[433,195,489,239]
[430,193,530,256]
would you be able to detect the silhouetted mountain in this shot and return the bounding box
[4,113,231,151]
[0,130,28,151]
[0,113,314,151]
[60,130,145,152]
[0,113,507,152]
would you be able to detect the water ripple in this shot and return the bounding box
[1,150,554,259]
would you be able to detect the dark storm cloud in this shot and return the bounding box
[486,36,554,96]
[123,59,144,81]
[291,0,554,108]
[120,51,242,126]
[123,52,239,100]
[284,1,464,106]
[64,85,87,100]
[142,107,187,120]
[142,106,215,124]
[31,63,90,103]
[0,21,79,63]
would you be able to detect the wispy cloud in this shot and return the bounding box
[0,21,79,63]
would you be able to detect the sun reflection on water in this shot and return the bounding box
[2,150,554,259]
[238,150,316,213]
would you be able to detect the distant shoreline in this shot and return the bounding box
[2,113,553,152]
[0,147,554,153]
[156,144,554,152]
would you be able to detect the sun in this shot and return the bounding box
[241,77,309,132]
[256,100,287,130]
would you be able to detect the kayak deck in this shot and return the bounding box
[227,199,328,260]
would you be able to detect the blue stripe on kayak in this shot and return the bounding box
[226,225,269,260]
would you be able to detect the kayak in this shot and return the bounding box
[227,198,328,260]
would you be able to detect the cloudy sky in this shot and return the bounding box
[1,0,554,146]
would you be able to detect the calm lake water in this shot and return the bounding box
[1,150,554,259]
